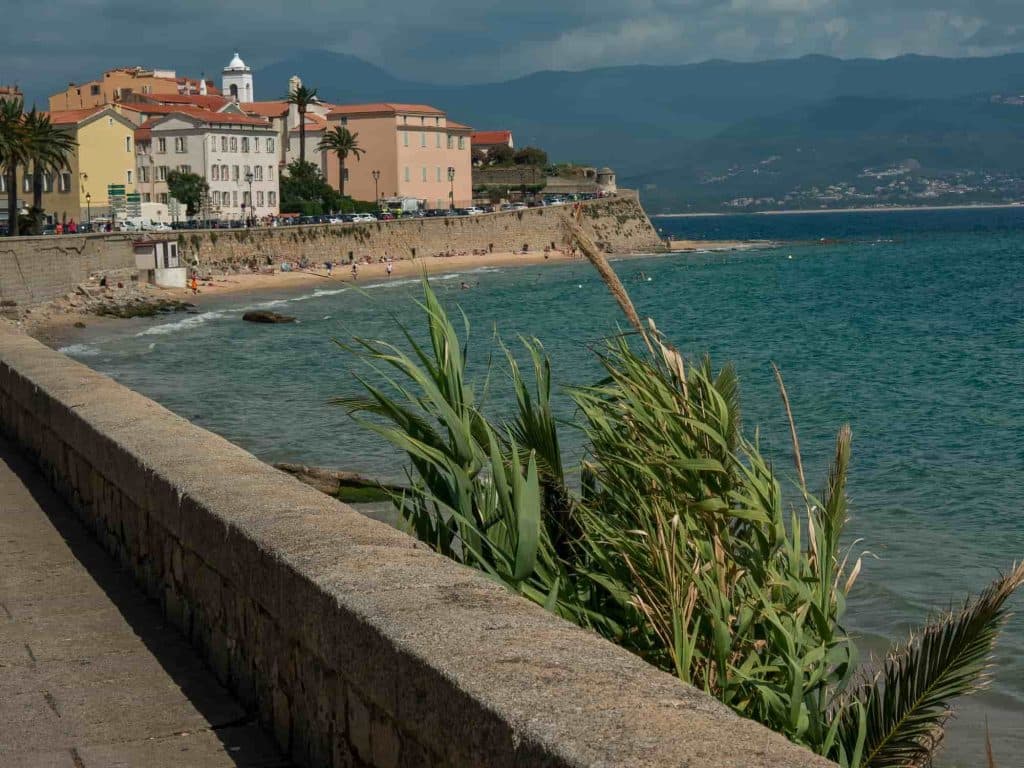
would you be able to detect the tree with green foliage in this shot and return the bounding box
[280,160,339,215]
[0,98,29,235]
[166,170,209,218]
[513,146,548,166]
[285,85,318,164]
[316,126,364,198]
[24,109,77,234]
[487,143,514,166]
[338,222,1024,768]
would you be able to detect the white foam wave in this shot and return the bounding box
[135,311,227,337]
[58,343,101,357]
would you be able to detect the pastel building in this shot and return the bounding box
[0,106,137,227]
[323,103,473,208]
[471,130,514,155]
[135,110,279,220]
[49,67,216,111]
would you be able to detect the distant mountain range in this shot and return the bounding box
[257,51,1024,211]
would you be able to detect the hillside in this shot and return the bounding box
[252,51,1024,211]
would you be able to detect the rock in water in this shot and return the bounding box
[243,311,296,324]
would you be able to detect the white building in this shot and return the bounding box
[137,110,279,221]
[222,52,254,104]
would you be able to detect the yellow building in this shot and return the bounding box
[0,106,138,228]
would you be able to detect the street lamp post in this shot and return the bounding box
[85,193,91,229]
[372,169,380,209]
[447,166,455,210]
[245,171,255,227]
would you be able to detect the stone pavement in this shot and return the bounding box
[0,437,290,768]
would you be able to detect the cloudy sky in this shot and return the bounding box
[6,0,1024,103]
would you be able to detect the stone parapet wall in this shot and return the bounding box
[0,234,136,307]
[178,195,663,271]
[0,327,835,768]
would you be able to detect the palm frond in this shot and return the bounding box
[834,562,1024,767]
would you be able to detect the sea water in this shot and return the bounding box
[62,208,1024,763]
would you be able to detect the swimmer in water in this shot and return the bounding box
[460,281,470,290]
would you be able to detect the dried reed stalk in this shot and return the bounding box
[772,362,807,493]
[565,210,653,354]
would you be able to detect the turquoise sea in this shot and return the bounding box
[61,208,1023,763]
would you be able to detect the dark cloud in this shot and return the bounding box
[5,0,1024,103]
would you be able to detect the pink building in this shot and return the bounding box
[322,103,472,209]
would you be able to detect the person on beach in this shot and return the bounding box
[351,262,358,281]
[386,258,393,279]
[325,261,333,277]
[190,273,199,295]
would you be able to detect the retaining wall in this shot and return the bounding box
[0,327,835,768]
[0,234,135,307]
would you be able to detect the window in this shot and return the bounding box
[420,116,425,125]
[267,138,275,153]
[257,191,264,206]
[125,136,132,153]
[158,193,168,204]
[157,137,166,153]
[421,132,426,147]
[221,165,228,180]
[126,170,132,184]
[254,138,260,153]
[343,168,348,181]
[232,191,238,206]
[404,166,410,182]
[230,137,237,151]
[211,136,217,151]
[139,166,149,183]
[157,165,168,181]
[178,165,190,174]
[243,165,250,179]
[268,191,276,206]
[403,132,409,147]
[267,165,274,180]
[254,166,262,181]
[60,172,71,192]
[458,136,465,150]
[221,136,228,152]
[435,117,440,126]
[232,165,239,181]
[339,117,347,126]
[436,167,441,182]
[90,84,100,95]
[211,191,220,206]
[42,173,53,193]
[436,133,440,148]
[402,116,408,124]
[142,193,151,202]
[243,191,251,206]
[22,175,31,193]
[211,166,219,181]
[241,137,250,153]
[421,167,427,182]
[447,136,453,150]
[174,136,186,153]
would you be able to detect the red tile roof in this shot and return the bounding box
[120,104,269,126]
[472,130,512,145]
[289,113,327,133]
[327,102,444,117]
[47,106,107,125]
[243,101,290,117]
[144,93,231,111]
[134,117,159,141]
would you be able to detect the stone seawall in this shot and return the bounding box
[0,326,834,768]
[0,234,136,308]
[180,194,663,271]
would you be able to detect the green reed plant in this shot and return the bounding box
[337,227,1022,765]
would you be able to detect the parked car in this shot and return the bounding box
[378,211,396,220]
[464,206,485,215]
[352,213,377,223]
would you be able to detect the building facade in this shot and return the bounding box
[136,111,279,221]
[49,68,216,112]
[0,106,137,227]
[323,103,473,209]
[222,53,254,104]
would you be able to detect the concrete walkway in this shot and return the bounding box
[0,438,290,767]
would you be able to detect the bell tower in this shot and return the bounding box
[222,52,254,103]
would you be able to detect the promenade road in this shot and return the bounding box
[0,437,289,767]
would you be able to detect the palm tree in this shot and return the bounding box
[24,109,76,234]
[0,98,27,235]
[317,126,364,198]
[285,85,318,164]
